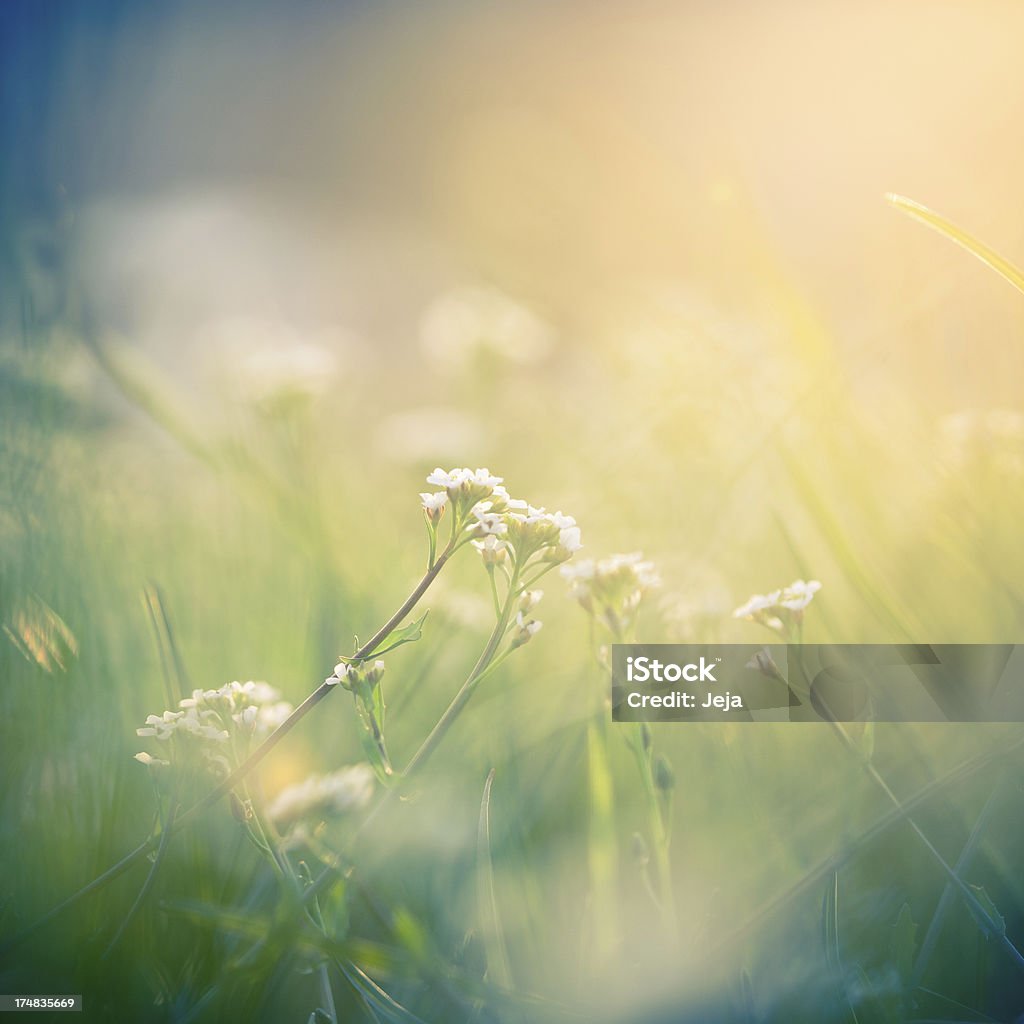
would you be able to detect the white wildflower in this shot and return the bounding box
[510,612,543,649]
[268,764,375,827]
[426,467,504,507]
[326,662,354,687]
[777,579,822,611]
[472,534,509,566]
[561,552,659,634]
[326,659,384,692]
[238,338,340,408]
[134,751,169,768]
[472,508,508,537]
[733,579,822,634]
[519,589,543,613]
[938,408,1024,476]
[732,591,781,620]
[255,701,293,735]
[420,286,553,370]
[133,680,291,768]
[420,491,448,524]
[374,408,483,464]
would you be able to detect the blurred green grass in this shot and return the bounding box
[3,7,1024,1011]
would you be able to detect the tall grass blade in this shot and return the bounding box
[477,768,513,989]
[886,194,1024,297]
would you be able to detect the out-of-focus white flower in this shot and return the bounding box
[201,316,343,410]
[255,701,293,735]
[432,585,494,629]
[133,751,169,768]
[561,552,659,634]
[732,591,781,620]
[937,408,1024,476]
[239,342,338,405]
[134,680,293,768]
[268,764,375,827]
[777,579,821,611]
[420,287,554,370]
[375,408,483,465]
[733,579,822,634]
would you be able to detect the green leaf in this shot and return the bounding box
[967,884,1006,939]
[368,612,429,658]
[889,903,917,986]
[338,962,428,1024]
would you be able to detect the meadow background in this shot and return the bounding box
[3,1,1024,1021]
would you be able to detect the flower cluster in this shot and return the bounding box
[421,467,582,569]
[420,286,553,370]
[733,579,822,635]
[938,408,1024,476]
[135,680,294,771]
[426,466,504,510]
[561,552,660,637]
[267,764,375,828]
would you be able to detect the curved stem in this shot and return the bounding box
[402,565,520,780]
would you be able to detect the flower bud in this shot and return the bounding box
[654,754,675,793]
[230,792,253,823]
[639,722,652,754]
[510,612,542,650]
[419,491,448,524]
[327,662,355,690]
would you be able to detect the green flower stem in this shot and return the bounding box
[609,617,678,947]
[244,793,341,1024]
[401,564,521,781]
[584,709,619,968]
[425,518,438,571]
[296,568,524,913]
[487,565,502,618]
[630,730,678,946]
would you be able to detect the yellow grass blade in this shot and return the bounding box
[886,193,1024,296]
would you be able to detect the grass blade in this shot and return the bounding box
[477,768,513,989]
[886,193,1024,297]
